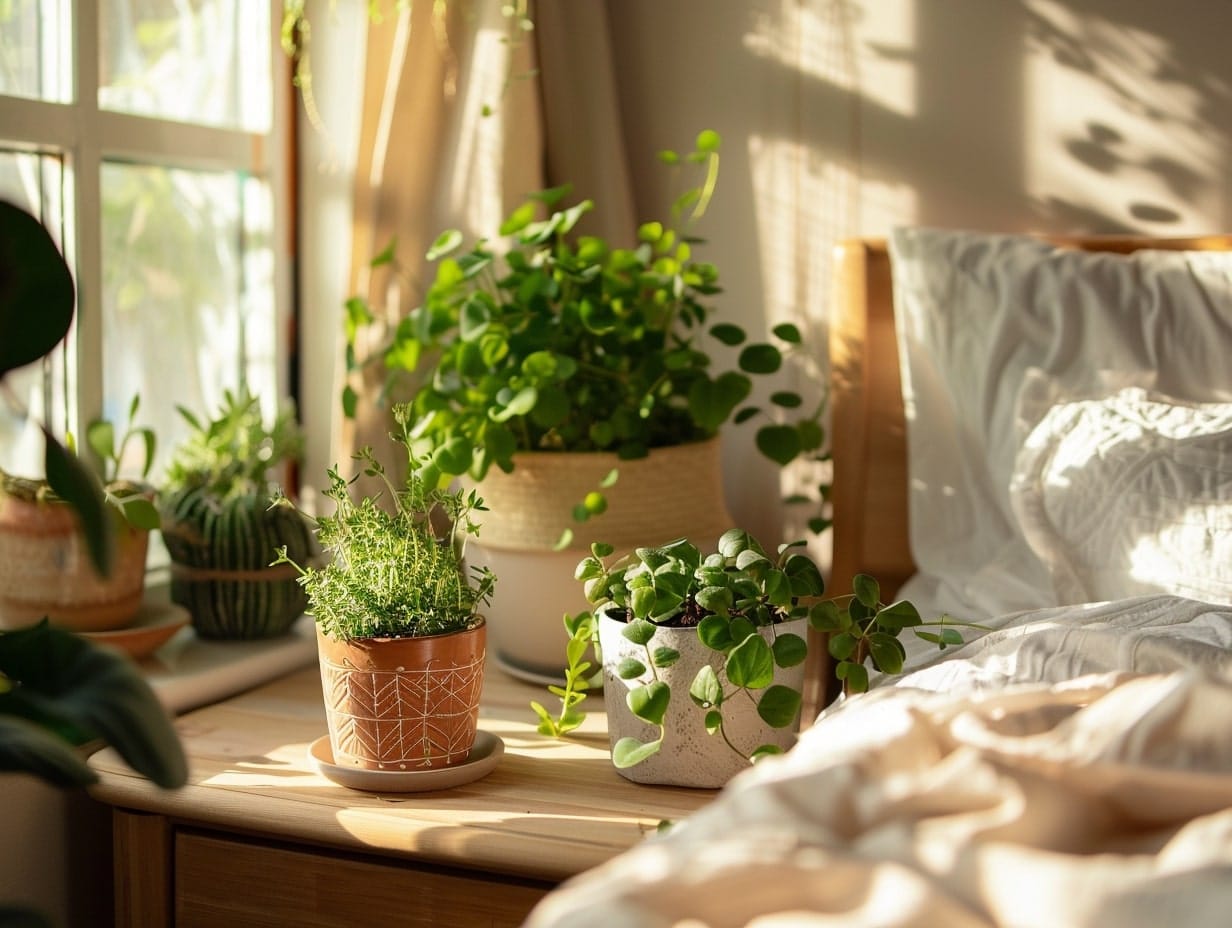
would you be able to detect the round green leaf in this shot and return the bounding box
[622,617,658,646]
[738,343,782,375]
[616,657,647,679]
[771,321,802,344]
[828,631,857,661]
[852,573,881,609]
[756,424,802,466]
[757,684,802,728]
[868,632,906,674]
[771,632,808,668]
[709,322,746,346]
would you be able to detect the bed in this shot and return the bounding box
[524,229,1232,927]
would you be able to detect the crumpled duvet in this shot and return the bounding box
[524,595,1232,928]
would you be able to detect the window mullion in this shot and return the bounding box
[69,0,102,437]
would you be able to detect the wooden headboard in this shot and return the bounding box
[826,233,1232,603]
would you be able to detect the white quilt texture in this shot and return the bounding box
[525,596,1232,928]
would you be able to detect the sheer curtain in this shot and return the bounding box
[339,0,635,487]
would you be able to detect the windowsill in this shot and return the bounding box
[138,579,318,715]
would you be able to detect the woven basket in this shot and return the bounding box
[466,437,734,553]
[0,494,149,632]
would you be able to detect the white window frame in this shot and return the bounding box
[0,0,295,438]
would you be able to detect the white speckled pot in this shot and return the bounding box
[599,611,808,788]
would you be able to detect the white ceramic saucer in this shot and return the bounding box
[307,731,504,793]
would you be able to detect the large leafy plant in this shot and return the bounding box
[272,404,496,641]
[344,131,829,539]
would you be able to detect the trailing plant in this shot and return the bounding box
[272,404,496,640]
[534,529,985,769]
[345,130,830,542]
[532,530,824,768]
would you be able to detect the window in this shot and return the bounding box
[0,0,293,484]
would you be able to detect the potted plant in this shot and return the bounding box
[534,529,980,788]
[271,404,496,771]
[159,388,317,640]
[344,130,829,680]
[0,396,160,633]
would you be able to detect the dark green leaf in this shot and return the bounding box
[875,600,922,630]
[868,633,906,674]
[756,424,801,466]
[771,321,802,344]
[769,391,803,409]
[696,614,733,651]
[709,323,746,346]
[757,684,801,728]
[0,201,76,377]
[828,631,857,661]
[42,430,112,577]
[771,632,808,668]
[836,660,869,693]
[616,657,646,679]
[852,574,881,609]
[738,343,782,375]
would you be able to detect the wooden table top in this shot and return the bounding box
[87,659,720,884]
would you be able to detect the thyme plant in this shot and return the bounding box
[273,407,496,640]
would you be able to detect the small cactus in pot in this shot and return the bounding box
[159,388,317,639]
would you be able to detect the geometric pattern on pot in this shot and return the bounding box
[319,654,485,771]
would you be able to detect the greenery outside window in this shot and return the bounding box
[0,0,294,494]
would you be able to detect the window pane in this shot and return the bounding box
[0,0,72,103]
[98,0,271,131]
[100,162,276,481]
[0,150,72,477]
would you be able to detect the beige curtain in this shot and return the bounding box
[340,0,635,490]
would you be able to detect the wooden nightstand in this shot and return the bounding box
[88,660,718,926]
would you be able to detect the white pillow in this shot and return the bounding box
[1010,387,1232,606]
[888,227,1232,620]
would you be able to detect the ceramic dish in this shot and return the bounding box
[80,601,191,660]
[307,730,504,793]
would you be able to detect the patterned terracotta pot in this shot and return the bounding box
[0,493,149,632]
[315,620,486,771]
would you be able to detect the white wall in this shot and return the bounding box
[604,0,1232,550]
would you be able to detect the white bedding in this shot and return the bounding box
[525,595,1232,928]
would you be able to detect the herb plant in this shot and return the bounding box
[343,131,829,541]
[272,404,496,641]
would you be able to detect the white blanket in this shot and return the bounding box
[525,595,1232,928]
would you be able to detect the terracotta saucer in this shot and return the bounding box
[79,601,191,660]
[307,731,504,793]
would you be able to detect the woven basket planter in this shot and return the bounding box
[463,438,734,682]
[316,620,486,770]
[0,492,149,632]
[161,487,317,640]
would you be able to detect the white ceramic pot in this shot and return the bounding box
[599,611,808,788]
[465,438,734,683]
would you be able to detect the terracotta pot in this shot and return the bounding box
[599,612,808,788]
[316,620,486,771]
[0,494,149,632]
[464,438,734,683]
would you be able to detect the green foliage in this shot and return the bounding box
[344,131,829,531]
[82,394,161,531]
[163,386,304,500]
[807,573,988,695]
[532,530,824,770]
[272,405,496,640]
